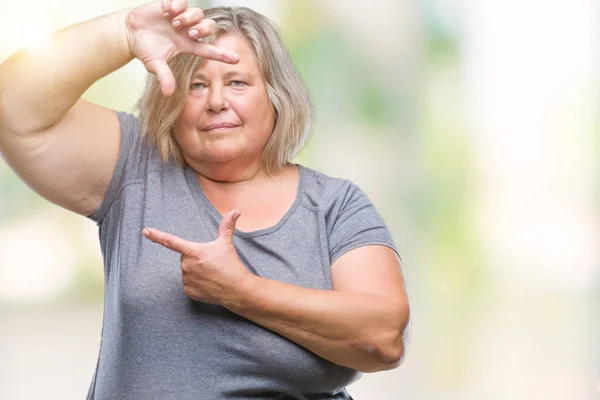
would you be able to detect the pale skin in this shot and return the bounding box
[0,0,410,374]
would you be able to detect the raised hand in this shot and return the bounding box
[142,210,252,305]
[124,0,240,96]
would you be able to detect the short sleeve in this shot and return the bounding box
[327,182,400,265]
[87,111,146,224]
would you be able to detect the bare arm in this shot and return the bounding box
[0,1,239,216]
[0,10,132,136]
[0,10,131,216]
[223,246,410,373]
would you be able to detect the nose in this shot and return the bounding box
[207,84,229,113]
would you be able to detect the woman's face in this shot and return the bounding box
[174,33,276,168]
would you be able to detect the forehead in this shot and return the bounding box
[194,33,260,76]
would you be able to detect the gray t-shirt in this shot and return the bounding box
[86,111,400,400]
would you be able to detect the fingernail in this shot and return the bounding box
[163,12,170,18]
[173,20,182,28]
[226,53,240,63]
[189,29,198,38]
[142,229,150,238]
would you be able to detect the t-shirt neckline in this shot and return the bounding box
[185,163,306,238]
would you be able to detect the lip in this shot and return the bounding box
[202,123,240,131]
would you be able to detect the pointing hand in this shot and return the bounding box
[143,210,251,305]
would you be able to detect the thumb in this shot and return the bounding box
[145,59,176,96]
[217,210,241,243]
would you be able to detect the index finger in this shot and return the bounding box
[185,41,240,64]
[143,228,195,255]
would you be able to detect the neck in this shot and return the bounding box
[187,156,267,188]
[189,161,297,214]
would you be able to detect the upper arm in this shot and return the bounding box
[331,245,410,371]
[0,99,120,216]
[327,181,410,322]
[331,245,409,312]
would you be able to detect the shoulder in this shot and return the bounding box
[298,165,397,261]
[90,111,180,222]
[114,111,175,175]
[299,164,367,211]
[115,110,141,133]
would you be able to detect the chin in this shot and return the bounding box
[203,147,244,163]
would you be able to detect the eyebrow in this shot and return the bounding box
[192,71,251,81]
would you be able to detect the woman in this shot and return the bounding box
[0,1,410,399]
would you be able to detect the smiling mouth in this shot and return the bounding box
[202,123,240,132]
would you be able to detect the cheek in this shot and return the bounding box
[180,99,204,124]
[175,101,205,137]
[173,110,197,146]
[231,94,275,130]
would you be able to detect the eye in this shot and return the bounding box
[190,82,206,90]
[230,80,246,87]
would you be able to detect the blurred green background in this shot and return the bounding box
[1,0,599,399]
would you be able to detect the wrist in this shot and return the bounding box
[221,272,261,313]
[120,8,136,61]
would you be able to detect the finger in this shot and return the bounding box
[171,7,205,30]
[187,18,216,38]
[169,0,189,16]
[161,0,171,17]
[145,59,176,96]
[217,210,241,244]
[143,228,195,255]
[184,41,240,64]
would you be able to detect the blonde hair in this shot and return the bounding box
[135,7,313,175]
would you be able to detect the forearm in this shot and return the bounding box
[223,275,409,373]
[0,9,133,135]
